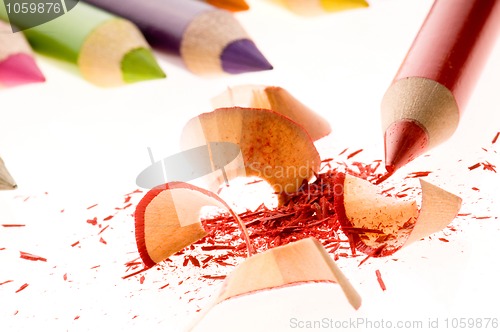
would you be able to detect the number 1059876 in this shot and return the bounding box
[5,2,63,14]
[444,317,498,329]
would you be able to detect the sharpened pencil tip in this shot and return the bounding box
[220,39,273,74]
[321,0,369,12]
[384,119,429,173]
[0,54,45,87]
[206,0,249,12]
[121,48,166,84]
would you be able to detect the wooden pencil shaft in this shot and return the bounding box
[83,0,212,53]
[394,0,500,111]
[0,20,32,61]
[0,1,111,63]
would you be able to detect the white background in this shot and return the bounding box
[1,0,499,331]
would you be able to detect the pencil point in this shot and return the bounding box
[220,39,273,74]
[321,0,369,12]
[384,119,429,173]
[0,159,17,191]
[0,54,45,87]
[121,48,166,84]
[206,0,249,12]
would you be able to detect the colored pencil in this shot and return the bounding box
[0,1,165,87]
[382,0,500,174]
[0,20,45,87]
[0,156,16,190]
[82,0,272,75]
[201,0,249,12]
[280,0,368,16]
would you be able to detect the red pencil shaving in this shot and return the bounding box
[19,251,47,262]
[492,132,500,144]
[347,149,363,159]
[15,283,29,293]
[375,270,386,291]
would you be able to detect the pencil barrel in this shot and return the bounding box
[394,0,500,111]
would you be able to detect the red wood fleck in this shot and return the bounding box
[492,132,500,144]
[406,171,432,178]
[347,149,363,159]
[438,238,449,242]
[103,215,114,221]
[99,237,107,245]
[140,275,145,284]
[87,204,98,210]
[1,224,26,227]
[87,217,98,226]
[98,225,110,235]
[71,241,80,247]
[202,275,226,280]
[19,251,47,262]
[481,161,497,173]
[15,283,29,293]
[468,163,481,170]
[0,280,13,286]
[375,270,386,291]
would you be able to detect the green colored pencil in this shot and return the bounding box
[0,1,165,86]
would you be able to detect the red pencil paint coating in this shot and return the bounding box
[375,270,386,291]
[0,54,45,87]
[395,0,500,110]
[384,0,500,172]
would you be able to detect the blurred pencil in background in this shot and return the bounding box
[201,0,249,12]
[83,0,272,75]
[0,20,45,87]
[0,1,165,87]
[279,0,368,16]
[0,156,16,190]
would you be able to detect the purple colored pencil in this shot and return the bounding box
[82,0,273,75]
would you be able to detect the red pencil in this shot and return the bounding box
[382,0,500,174]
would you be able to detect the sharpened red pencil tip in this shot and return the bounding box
[384,119,429,173]
[0,54,45,87]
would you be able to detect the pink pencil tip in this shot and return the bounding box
[0,53,46,87]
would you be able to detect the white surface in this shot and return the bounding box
[1,0,499,331]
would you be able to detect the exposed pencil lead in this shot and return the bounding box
[220,39,273,74]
